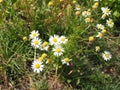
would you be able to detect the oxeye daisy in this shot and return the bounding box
[96,24,104,30]
[82,11,88,17]
[49,35,60,46]
[85,17,93,23]
[75,4,80,10]
[96,32,103,39]
[101,7,111,16]
[31,38,42,48]
[29,30,39,39]
[52,46,64,57]
[102,51,112,61]
[40,41,49,51]
[31,60,44,73]
[82,11,91,17]
[60,36,68,44]
[61,58,72,66]
[106,18,114,28]
[95,46,100,52]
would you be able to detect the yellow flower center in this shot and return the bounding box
[60,0,64,2]
[56,48,61,53]
[53,38,57,42]
[105,9,109,13]
[48,1,54,6]
[23,36,27,41]
[94,2,99,6]
[99,33,103,37]
[41,53,47,58]
[38,57,43,62]
[102,14,106,18]
[65,58,70,62]
[108,20,112,24]
[85,18,91,22]
[35,64,40,69]
[77,5,80,9]
[72,0,77,4]
[43,42,48,47]
[61,37,65,41]
[75,11,80,16]
[102,29,107,33]
[32,33,37,37]
[105,54,109,58]
[34,40,39,45]
[0,0,3,3]
[96,46,100,51]
[89,36,94,42]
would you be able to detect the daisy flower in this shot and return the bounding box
[102,51,112,61]
[82,11,87,17]
[61,58,72,66]
[31,38,42,48]
[49,35,60,46]
[106,18,114,28]
[101,7,111,16]
[82,11,91,17]
[96,32,103,39]
[85,17,93,23]
[52,46,64,57]
[95,46,100,52]
[60,36,68,44]
[29,30,39,39]
[31,60,44,73]
[40,41,49,51]
[96,24,105,30]
[75,4,80,10]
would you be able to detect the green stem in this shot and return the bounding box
[34,48,36,60]
[55,63,58,77]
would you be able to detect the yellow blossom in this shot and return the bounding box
[72,0,77,4]
[89,36,95,42]
[38,57,43,62]
[75,11,80,16]
[0,0,3,3]
[48,1,54,6]
[101,29,107,34]
[23,36,27,41]
[41,53,47,58]
[95,46,100,52]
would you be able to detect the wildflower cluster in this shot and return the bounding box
[72,0,113,61]
[29,31,71,73]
